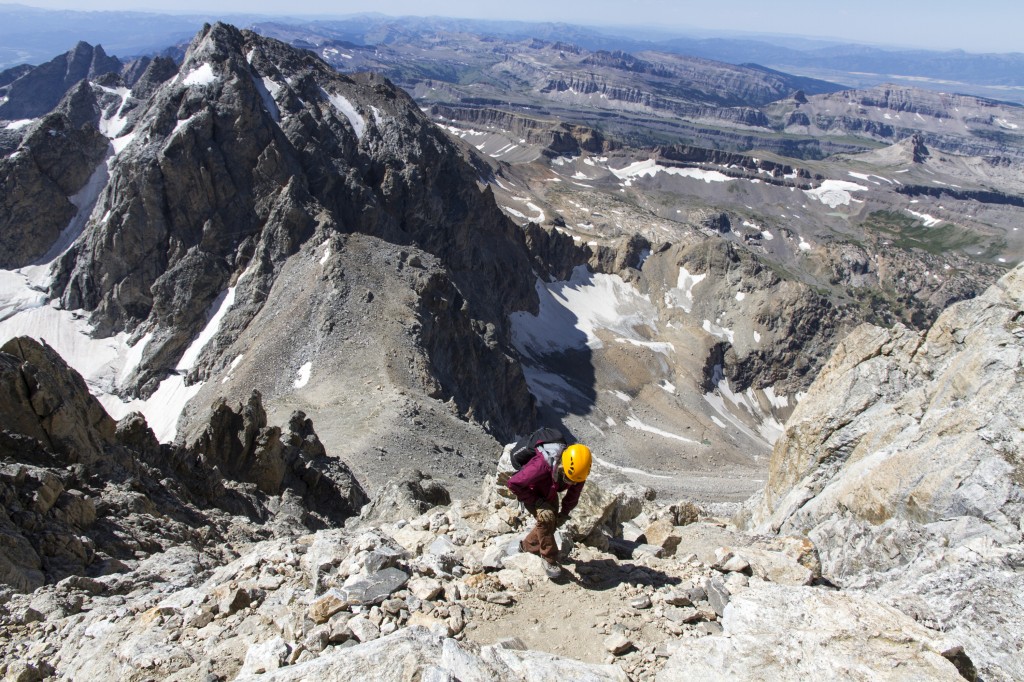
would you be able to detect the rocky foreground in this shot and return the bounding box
[0,462,974,682]
[2,264,1022,680]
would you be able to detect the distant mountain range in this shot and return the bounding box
[0,5,1022,103]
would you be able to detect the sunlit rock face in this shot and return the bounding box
[743,263,1024,681]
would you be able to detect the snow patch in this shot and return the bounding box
[119,332,152,383]
[253,75,281,122]
[803,180,868,208]
[0,271,208,443]
[294,362,312,388]
[625,417,699,444]
[511,267,659,354]
[173,115,198,135]
[182,63,216,87]
[96,86,131,138]
[176,287,236,371]
[222,353,245,384]
[111,132,136,155]
[611,159,732,184]
[594,455,675,480]
[526,203,546,223]
[4,119,34,130]
[664,266,706,314]
[702,367,783,445]
[702,319,734,344]
[40,160,109,262]
[615,337,674,354]
[906,209,942,227]
[324,90,365,139]
[763,386,789,409]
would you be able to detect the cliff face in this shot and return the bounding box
[744,263,1024,681]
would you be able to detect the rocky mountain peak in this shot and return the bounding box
[1,22,544,471]
[0,40,121,120]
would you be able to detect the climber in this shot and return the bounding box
[507,440,592,578]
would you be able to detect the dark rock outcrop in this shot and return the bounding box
[0,336,367,593]
[0,89,109,268]
[676,241,845,395]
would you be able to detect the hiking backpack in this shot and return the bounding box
[509,427,567,471]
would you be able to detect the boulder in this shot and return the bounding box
[644,519,682,556]
[657,583,970,681]
[361,470,452,523]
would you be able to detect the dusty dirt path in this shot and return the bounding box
[463,545,699,677]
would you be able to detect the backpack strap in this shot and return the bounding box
[536,441,566,482]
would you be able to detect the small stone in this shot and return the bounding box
[664,606,702,624]
[630,595,652,610]
[215,587,252,616]
[662,591,693,607]
[408,576,443,601]
[303,626,330,654]
[340,567,410,606]
[408,611,452,636]
[347,615,380,642]
[604,632,633,655]
[698,621,724,636]
[327,614,353,643]
[238,637,290,676]
[686,586,707,604]
[705,578,730,617]
[381,598,406,615]
[632,544,664,559]
[309,590,347,624]
[485,592,514,606]
[725,573,749,591]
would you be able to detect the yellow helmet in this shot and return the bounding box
[562,444,592,483]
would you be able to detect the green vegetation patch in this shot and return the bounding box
[862,210,985,256]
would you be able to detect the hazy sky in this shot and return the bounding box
[14,0,1024,53]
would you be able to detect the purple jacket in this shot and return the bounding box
[507,450,584,515]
